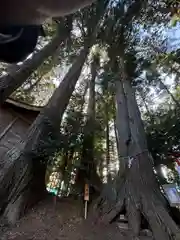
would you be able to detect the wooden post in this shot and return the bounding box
[84,200,88,219]
[84,183,89,219]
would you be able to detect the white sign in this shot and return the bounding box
[162,184,180,207]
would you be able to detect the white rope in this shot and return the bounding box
[119,150,149,168]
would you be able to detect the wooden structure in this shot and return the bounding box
[0,98,41,161]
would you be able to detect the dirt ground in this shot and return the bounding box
[0,196,152,240]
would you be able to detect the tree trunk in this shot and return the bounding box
[76,56,101,194]
[63,148,75,196]
[105,99,111,183]
[114,75,131,176]
[113,117,120,169]
[0,44,90,225]
[93,59,180,240]
[0,0,107,224]
[0,31,66,104]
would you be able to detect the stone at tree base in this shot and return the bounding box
[117,222,129,230]
[140,229,153,238]
[117,214,129,230]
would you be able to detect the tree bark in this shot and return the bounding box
[113,117,120,167]
[105,97,111,183]
[76,56,101,194]
[114,75,131,176]
[0,44,90,225]
[93,58,180,240]
[0,31,67,104]
[105,117,110,182]
[0,0,108,225]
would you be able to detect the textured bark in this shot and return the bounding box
[95,152,180,240]
[0,0,107,224]
[113,118,120,167]
[105,109,111,183]
[0,45,90,225]
[0,32,66,104]
[114,77,131,176]
[76,56,101,193]
[93,59,180,239]
[123,75,147,156]
[1,155,47,225]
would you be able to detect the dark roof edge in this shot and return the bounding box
[6,98,43,112]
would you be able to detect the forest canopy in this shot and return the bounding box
[0,0,180,239]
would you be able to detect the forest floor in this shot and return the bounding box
[0,196,152,240]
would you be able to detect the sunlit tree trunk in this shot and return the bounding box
[114,74,131,176]
[0,44,90,225]
[113,118,120,169]
[76,55,101,194]
[0,0,108,222]
[0,19,72,104]
[105,98,111,183]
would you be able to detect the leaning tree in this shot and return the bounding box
[0,0,109,224]
[0,19,73,104]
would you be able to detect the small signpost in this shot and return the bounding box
[84,183,89,219]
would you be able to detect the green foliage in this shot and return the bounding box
[146,107,180,167]
[5,0,180,196]
[170,12,180,26]
[25,117,64,168]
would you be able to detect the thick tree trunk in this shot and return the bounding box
[1,154,47,225]
[0,45,90,225]
[96,152,180,240]
[93,60,180,239]
[76,56,101,193]
[0,32,66,104]
[114,77,131,176]
[123,75,147,156]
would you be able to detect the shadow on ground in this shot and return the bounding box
[0,196,151,240]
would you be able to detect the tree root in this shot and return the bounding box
[93,152,180,240]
